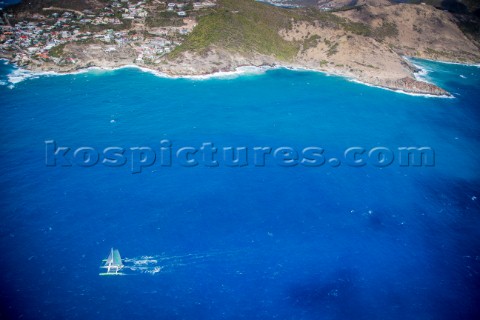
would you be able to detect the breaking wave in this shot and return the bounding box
[2,62,272,88]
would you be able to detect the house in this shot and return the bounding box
[37,53,50,59]
[136,10,148,18]
[194,1,217,9]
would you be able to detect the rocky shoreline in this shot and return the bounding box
[1,48,454,97]
[2,1,479,96]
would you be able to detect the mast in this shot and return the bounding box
[107,248,114,272]
[101,248,123,275]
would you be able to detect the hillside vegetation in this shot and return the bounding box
[170,0,301,60]
[170,0,412,61]
[5,0,478,95]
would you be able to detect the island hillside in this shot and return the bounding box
[1,0,479,95]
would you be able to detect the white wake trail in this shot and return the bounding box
[122,250,244,275]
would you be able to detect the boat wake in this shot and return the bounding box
[121,251,241,275]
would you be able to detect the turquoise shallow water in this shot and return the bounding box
[0,60,479,319]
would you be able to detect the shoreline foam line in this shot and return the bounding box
[1,61,277,86]
[405,56,480,68]
[348,78,453,99]
[0,59,461,98]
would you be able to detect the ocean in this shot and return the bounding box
[0,0,20,9]
[0,60,479,319]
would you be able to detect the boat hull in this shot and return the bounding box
[99,272,126,276]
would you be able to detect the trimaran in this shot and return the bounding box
[99,248,125,276]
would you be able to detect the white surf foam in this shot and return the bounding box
[349,78,453,99]
[7,68,39,84]
[6,64,273,84]
[1,57,461,98]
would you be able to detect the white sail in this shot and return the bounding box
[100,248,124,275]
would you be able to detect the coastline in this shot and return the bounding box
[0,58,276,81]
[3,0,478,97]
[348,77,454,99]
[406,56,480,68]
[0,57,461,98]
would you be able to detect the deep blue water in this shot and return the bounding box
[0,0,20,9]
[0,60,479,319]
